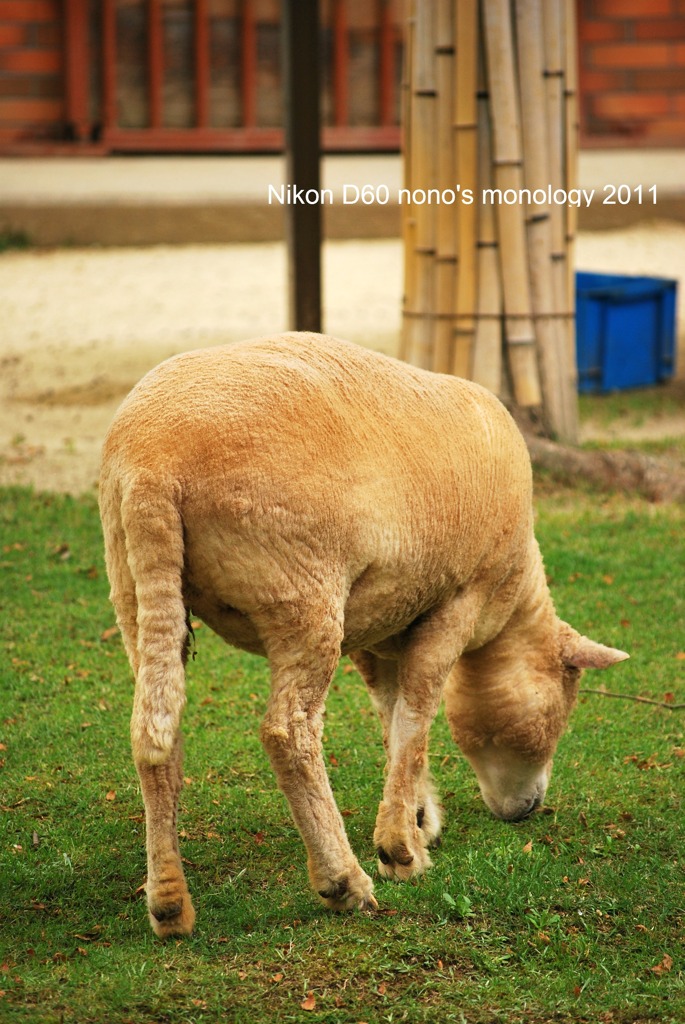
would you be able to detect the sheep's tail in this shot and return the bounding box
[101,471,188,766]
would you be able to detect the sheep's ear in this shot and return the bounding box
[560,629,629,670]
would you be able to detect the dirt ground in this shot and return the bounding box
[0,240,402,494]
[1,224,684,496]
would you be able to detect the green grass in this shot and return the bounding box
[0,230,30,253]
[578,382,685,463]
[1,487,683,1024]
[581,436,685,462]
[578,383,685,430]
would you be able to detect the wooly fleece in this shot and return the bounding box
[99,332,627,937]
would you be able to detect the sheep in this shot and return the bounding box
[99,332,628,938]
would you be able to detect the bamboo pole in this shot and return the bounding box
[404,0,438,370]
[542,0,578,440]
[452,0,479,379]
[400,0,416,362]
[433,0,456,374]
[542,0,568,320]
[561,0,579,439]
[471,24,502,396]
[514,0,574,439]
[483,0,541,408]
[564,0,580,393]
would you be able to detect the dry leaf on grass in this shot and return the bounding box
[650,954,673,976]
[301,991,316,1011]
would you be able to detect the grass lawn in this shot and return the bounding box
[578,384,685,464]
[578,386,685,431]
[0,486,683,1024]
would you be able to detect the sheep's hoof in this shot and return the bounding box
[315,869,377,913]
[358,892,379,912]
[376,836,432,881]
[148,890,196,938]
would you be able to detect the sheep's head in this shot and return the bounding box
[444,621,629,822]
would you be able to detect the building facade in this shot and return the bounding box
[0,0,683,154]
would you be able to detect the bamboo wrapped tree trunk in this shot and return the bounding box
[401,0,579,444]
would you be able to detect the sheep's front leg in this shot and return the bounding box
[371,595,482,881]
[261,643,377,913]
[350,650,443,851]
[372,679,444,881]
[135,733,195,938]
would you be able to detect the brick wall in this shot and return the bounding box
[0,0,63,146]
[579,0,685,146]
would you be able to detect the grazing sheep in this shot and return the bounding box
[99,332,628,937]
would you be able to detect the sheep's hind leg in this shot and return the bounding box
[136,732,195,938]
[110,534,195,937]
[260,619,377,913]
[350,650,443,852]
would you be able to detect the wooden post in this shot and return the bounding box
[282,0,322,333]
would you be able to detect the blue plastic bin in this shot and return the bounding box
[575,271,678,393]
